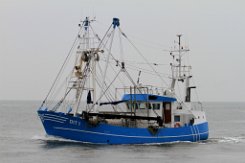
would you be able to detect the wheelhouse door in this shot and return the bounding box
[163,102,171,123]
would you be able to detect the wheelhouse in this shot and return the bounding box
[121,94,177,126]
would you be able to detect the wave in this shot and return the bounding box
[204,136,245,144]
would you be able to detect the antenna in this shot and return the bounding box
[177,34,182,78]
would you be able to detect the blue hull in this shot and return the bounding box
[38,110,209,144]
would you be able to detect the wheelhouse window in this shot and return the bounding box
[127,102,161,110]
[127,102,146,109]
[127,102,138,109]
[174,115,180,122]
[139,103,146,109]
[152,103,160,110]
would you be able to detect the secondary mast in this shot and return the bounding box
[170,35,195,102]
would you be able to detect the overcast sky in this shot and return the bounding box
[0,0,245,102]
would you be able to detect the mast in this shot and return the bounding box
[73,17,101,116]
[170,34,195,102]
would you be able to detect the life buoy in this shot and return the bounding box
[174,122,181,128]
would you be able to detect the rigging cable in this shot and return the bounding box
[47,70,74,108]
[98,30,115,103]
[99,57,171,78]
[125,63,170,77]
[92,60,127,112]
[119,28,169,87]
[92,64,117,105]
[88,70,122,113]
[40,25,84,108]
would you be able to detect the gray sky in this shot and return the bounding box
[0,0,245,102]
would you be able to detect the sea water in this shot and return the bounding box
[0,101,245,163]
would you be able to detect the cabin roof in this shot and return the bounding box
[122,94,176,102]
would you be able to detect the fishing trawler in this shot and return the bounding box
[37,17,209,144]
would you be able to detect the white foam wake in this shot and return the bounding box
[218,136,245,143]
[207,136,245,144]
[31,134,80,143]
